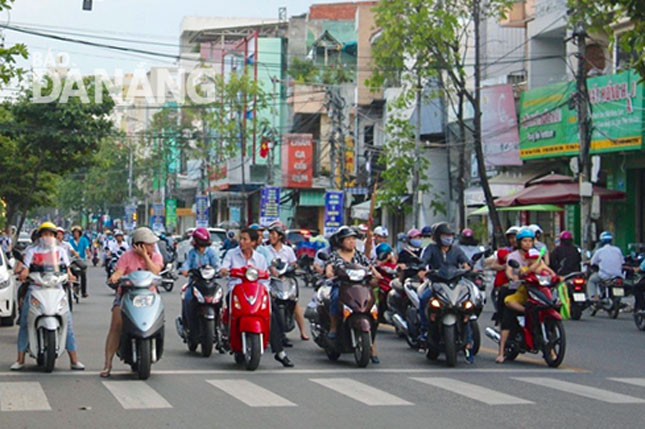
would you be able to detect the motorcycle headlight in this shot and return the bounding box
[246,268,259,282]
[343,304,353,319]
[233,294,242,310]
[346,269,366,282]
[370,304,378,320]
[462,300,474,311]
[132,295,155,307]
[214,287,223,303]
[193,288,205,304]
[0,279,9,290]
[430,298,442,309]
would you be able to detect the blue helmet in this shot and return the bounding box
[599,231,613,243]
[516,227,535,241]
[375,242,393,261]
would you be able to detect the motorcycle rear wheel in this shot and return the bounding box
[43,330,57,373]
[136,339,152,380]
[610,298,621,319]
[201,319,214,357]
[326,349,341,361]
[443,325,457,367]
[354,330,371,368]
[543,319,566,368]
[634,305,645,331]
[570,304,582,320]
[470,321,481,355]
[162,281,174,292]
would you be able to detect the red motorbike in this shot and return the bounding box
[221,266,271,371]
[486,261,566,367]
[375,263,397,324]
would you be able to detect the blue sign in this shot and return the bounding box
[260,187,281,226]
[324,191,344,236]
[229,206,241,224]
[124,204,137,231]
[195,195,209,228]
[150,203,165,233]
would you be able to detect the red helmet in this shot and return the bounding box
[461,228,474,238]
[192,227,211,246]
[560,230,573,240]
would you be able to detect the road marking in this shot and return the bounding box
[0,382,51,411]
[206,379,296,407]
[310,378,413,406]
[102,381,172,409]
[411,377,533,405]
[513,377,645,404]
[478,346,589,373]
[609,378,645,388]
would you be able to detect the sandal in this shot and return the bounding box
[300,334,310,341]
[495,356,505,364]
[99,367,111,378]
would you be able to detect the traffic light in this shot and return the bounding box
[82,0,92,11]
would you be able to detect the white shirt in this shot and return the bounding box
[591,244,624,280]
[0,234,12,253]
[265,243,297,265]
[109,240,130,257]
[58,240,75,260]
[221,246,269,291]
[24,243,71,269]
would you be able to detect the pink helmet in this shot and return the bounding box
[461,228,474,238]
[560,230,573,240]
[192,227,211,246]
[407,228,422,239]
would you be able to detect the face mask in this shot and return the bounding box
[440,236,454,247]
[41,236,56,248]
[409,239,423,248]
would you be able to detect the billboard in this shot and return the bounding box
[481,84,522,167]
[282,134,313,188]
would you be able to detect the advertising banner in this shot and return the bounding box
[481,84,522,167]
[282,134,313,188]
[151,203,165,233]
[165,199,177,232]
[124,204,137,231]
[259,187,281,226]
[195,195,209,228]
[323,191,344,236]
[519,71,644,160]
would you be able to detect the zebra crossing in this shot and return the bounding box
[1,375,645,411]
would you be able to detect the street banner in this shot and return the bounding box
[229,206,241,224]
[165,199,177,232]
[124,204,137,231]
[151,203,165,233]
[481,84,522,167]
[324,190,344,236]
[195,195,209,228]
[282,134,313,188]
[260,187,281,226]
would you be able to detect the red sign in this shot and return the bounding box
[282,134,313,188]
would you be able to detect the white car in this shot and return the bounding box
[0,251,17,326]
[176,228,227,265]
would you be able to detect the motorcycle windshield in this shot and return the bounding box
[433,281,471,307]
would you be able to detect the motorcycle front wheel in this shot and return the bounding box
[201,319,214,357]
[136,339,152,380]
[162,281,174,292]
[543,319,566,368]
[244,333,261,371]
[43,329,57,373]
[443,325,457,367]
[634,304,645,331]
[353,329,371,368]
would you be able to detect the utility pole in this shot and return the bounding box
[412,70,422,228]
[326,86,337,189]
[472,0,504,246]
[574,19,593,251]
[127,142,134,201]
[268,76,278,186]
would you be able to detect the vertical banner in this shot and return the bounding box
[124,204,137,232]
[229,206,241,224]
[195,195,209,228]
[165,199,177,233]
[282,134,313,188]
[481,84,522,167]
[324,191,345,236]
[151,203,165,233]
[260,187,281,226]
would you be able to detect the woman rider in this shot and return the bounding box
[496,227,556,364]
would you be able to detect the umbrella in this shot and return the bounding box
[469,204,564,216]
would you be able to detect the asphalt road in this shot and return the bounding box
[1,266,644,428]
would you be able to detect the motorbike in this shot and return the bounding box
[270,258,299,333]
[221,266,271,371]
[160,261,178,292]
[176,265,224,357]
[297,254,317,288]
[68,257,86,308]
[376,264,398,326]
[589,274,626,319]
[26,269,71,372]
[562,272,588,320]
[106,254,119,284]
[306,261,378,368]
[486,260,566,367]
[91,247,99,267]
[116,271,165,380]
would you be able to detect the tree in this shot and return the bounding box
[0,1,28,85]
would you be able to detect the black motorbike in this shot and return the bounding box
[562,272,588,320]
[68,257,87,308]
[271,258,299,333]
[297,254,317,288]
[175,265,224,357]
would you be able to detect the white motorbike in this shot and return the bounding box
[26,271,70,372]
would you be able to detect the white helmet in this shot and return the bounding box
[528,224,543,235]
[505,226,520,236]
[374,226,389,237]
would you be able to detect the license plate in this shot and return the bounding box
[573,293,586,302]
[613,288,625,297]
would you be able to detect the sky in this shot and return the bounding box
[1,0,348,77]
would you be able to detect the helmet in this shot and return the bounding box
[335,225,358,241]
[71,225,82,233]
[56,227,65,234]
[358,223,369,233]
[461,228,474,238]
[560,230,573,240]
[433,222,454,240]
[505,226,520,236]
[599,231,613,243]
[38,221,57,236]
[375,243,393,261]
[132,227,158,244]
[269,223,285,236]
[105,229,113,235]
[114,229,124,237]
[516,227,535,241]
[407,228,422,240]
[374,226,389,237]
[248,223,263,230]
[192,227,211,246]
[421,226,433,237]
[528,224,543,235]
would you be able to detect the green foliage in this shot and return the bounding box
[0,1,28,86]
[570,0,645,79]
[288,58,354,85]
[288,57,320,84]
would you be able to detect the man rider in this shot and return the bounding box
[108,230,130,260]
[549,230,581,276]
[369,226,389,262]
[587,231,624,302]
[220,227,294,367]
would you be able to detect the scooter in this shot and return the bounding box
[26,270,70,372]
[590,276,625,319]
[160,261,178,292]
[486,260,566,367]
[270,258,299,333]
[116,271,165,380]
[176,266,224,357]
[306,262,377,368]
[222,266,271,371]
[562,272,588,320]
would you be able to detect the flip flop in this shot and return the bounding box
[300,334,310,341]
[99,368,111,378]
[495,356,505,364]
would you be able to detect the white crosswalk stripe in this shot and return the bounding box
[609,378,645,388]
[102,381,172,409]
[0,382,51,411]
[310,378,413,406]
[206,379,297,407]
[411,377,533,405]
[513,377,645,404]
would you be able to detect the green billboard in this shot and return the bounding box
[520,70,644,160]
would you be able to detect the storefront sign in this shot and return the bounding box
[260,187,281,226]
[195,195,209,228]
[282,134,313,188]
[519,70,644,160]
[481,84,522,167]
[324,191,344,236]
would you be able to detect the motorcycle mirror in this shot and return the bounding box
[317,252,329,261]
[508,259,520,269]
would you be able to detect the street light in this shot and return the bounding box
[82,0,92,11]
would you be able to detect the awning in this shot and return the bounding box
[351,199,372,220]
[469,204,564,216]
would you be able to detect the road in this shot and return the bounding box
[0,266,644,428]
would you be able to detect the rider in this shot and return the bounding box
[0,225,12,260]
[108,230,130,260]
[369,226,389,261]
[419,222,474,362]
[399,228,424,277]
[549,230,581,276]
[12,222,85,371]
[266,222,310,342]
[529,224,550,265]
[457,228,483,270]
[587,231,624,302]
[69,226,91,298]
[56,227,78,259]
[496,227,556,364]
[100,227,163,377]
